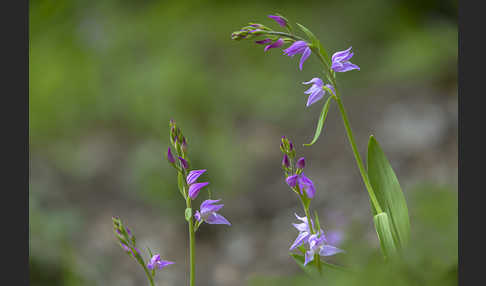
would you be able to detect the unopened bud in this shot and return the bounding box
[282,154,290,168]
[296,157,305,169]
[178,157,188,169]
[167,147,176,164]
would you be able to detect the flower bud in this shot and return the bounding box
[296,157,305,169]
[181,137,187,153]
[178,157,188,169]
[268,14,288,28]
[282,154,290,168]
[167,147,176,164]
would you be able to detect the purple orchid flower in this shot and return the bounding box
[283,41,312,70]
[286,173,316,198]
[331,47,360,72]
[302,78,335,107]
[264,38,284,52]
[186,169,209,199]
[195,199,231,225]
[290,213,314,250]
[304,231,344,266]
[147,254,174,270]
[268,15,287,27]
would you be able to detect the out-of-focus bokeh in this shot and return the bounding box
[29,0,457,285]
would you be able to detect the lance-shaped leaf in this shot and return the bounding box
[304,96,333,146]
[367,136,410,250]
[373,212,398,259]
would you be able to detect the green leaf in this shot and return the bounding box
[290,254,319,276]
[304,96,333,146]
[367,135,410,249]
[373,212,398,259]
[296,23,319,47]
[185,208,192,222]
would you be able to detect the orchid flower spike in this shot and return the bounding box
[331,47,360,72]
[283,41,312,70]
[195,199,231,226]
[147,254,174,270]
[302,78,335,107]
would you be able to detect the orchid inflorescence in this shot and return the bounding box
[112,216,173,286]
[232,12,410,270]
[281,136,344,271]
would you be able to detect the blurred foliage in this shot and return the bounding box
[29,0,457,285]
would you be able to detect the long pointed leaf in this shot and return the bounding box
[304,96,332,146]
[367,136,410,249]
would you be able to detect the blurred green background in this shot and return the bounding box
[29,0,457,285]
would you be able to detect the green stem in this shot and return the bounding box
[187,199,196,286]
[265,31,305,41]
[334,96,383,214]
[141,262,155,286]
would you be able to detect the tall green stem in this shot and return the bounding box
[142,264,155,286]
[334,96,382,213]
[187,199,196,286]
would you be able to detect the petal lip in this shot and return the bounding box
[205,213,231,225]
[319,245,344,256]
[302,77,323,86]
[286,174,299,188]
[306,89,324,107]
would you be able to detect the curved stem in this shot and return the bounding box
[141,262,155,286]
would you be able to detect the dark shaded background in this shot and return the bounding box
[29,0,457,285]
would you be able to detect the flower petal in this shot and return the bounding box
[157,260,175,270]
[304,250,315,266]
[319,245,344,256]
[338,61,360,72]
[264,38,284,52]
[268,15,287,27]
[188,182,209,199]
[298,173,316,198]
[205,213,231,225]
[299,47,312,70]
[306,89,325,107]
[286,174,299,188]
[302,77,323,86]
[331,47,353,63]
[289,231,309,250]
[186,169,206,185]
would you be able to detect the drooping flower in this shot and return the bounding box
[283,41,312,70]
[302,78,335,107]
[290,213,314,250]
[186,169,209,199]
[331,47,360,72]
[264,38,284,52]
[147,254,174,270]
[268,15,287,27]
[195,199,231,226]
[285,173,316,198]
[303,231,344,266]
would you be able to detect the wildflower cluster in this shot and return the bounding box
[281,136,343,269]
[112,216,173,286]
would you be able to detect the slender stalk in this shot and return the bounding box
[142,265,155,286]
[187,198,196,286]
[265,31,305,42]
[334,96,383,214]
